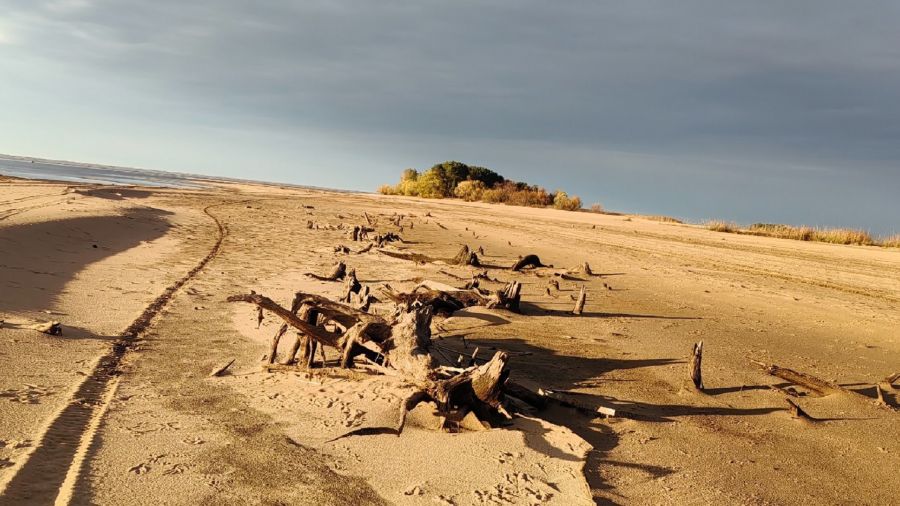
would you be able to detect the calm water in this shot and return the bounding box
[0,156,202,188]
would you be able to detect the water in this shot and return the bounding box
[0,156,203,188]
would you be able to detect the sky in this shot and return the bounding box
[1,1,898,234]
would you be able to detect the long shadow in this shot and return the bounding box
[436,336,779,504]
[519,301,702,320]
[0,206,173,315]
[74,188,153,200]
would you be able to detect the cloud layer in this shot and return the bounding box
[2,1,898,232]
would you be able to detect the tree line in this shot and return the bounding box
[378,161,584,211]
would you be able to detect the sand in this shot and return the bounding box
[0,175,898,505]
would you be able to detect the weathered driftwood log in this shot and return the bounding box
[751,360,845,396]
[380,281,522,315]
[230,293,346,350]
[581,262,593,276]
[573,286,586,315]
[537,388,618,418]
[333,244,350,254]
[355,243,373,254]
[268,293,305,364]
[511,254,545,271]
[689,341,704,391]
[306,261,347,281]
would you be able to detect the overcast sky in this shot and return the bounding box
[1,1,898,233]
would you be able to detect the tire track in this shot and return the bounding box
[0,200,239,505]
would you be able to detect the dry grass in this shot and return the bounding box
[705,220,739,233]
[636,215,683,224]
[704,221,897,247]
[881,235,900,248]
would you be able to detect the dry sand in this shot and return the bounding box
[0,175,898,505]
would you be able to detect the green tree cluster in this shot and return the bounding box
[379,161,586,212]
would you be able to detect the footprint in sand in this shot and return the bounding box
[0,384,55,404]
[181,436,205,445]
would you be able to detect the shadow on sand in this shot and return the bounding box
[0,206,174,316]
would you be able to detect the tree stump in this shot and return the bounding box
[689,341,704,391]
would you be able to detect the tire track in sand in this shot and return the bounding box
[0,200,240,505]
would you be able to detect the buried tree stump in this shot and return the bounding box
[511,254,545,271]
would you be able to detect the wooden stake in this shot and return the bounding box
[689,341,704,391]
[573,286,586,315]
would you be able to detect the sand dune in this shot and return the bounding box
[1,177,898,504]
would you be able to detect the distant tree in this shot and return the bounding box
[467,165,504,187]
[400,168,419,182]
[416,170,446,198]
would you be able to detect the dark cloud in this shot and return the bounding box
[2,1,898,232]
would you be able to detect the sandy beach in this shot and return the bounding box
[1,175,898,505]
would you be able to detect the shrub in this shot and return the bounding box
[589,203,604,213]
[481,188,506,203]
[706,220,738,233]
[454,180,486,201]
[882,235,900,248]
[377,184,396,195]
[415,170,447,198]
[553,191,582,211]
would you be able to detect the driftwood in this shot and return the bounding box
[372,232,402,247]
[751,360,845,397]
[380,281,522,315]
[231,292,513,430]
[511,254,545,271]
[573,286,586,315]
[536,388,618,418]
[882,372,900,390]
[451,245,481,267]
[689,341,704,391]
[342,269,362,303]
[306,261,347,281]
[580,262,593,276]
[210,358,236,377]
